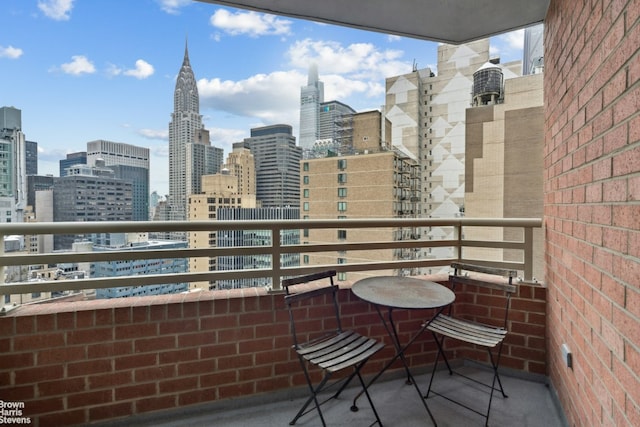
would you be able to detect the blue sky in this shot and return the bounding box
[1,0,526,195]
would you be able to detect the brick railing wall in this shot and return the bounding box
[0,278,547,426]
[544,0,639,426]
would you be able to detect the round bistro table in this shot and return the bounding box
[351,276,455,426]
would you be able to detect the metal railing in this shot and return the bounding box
[0,218,542,297]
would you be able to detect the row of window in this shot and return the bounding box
[302,159,348,173]
[302,188,348,198]
[302,173,348,185]
[302,202,347,212]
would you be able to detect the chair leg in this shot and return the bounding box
[487,347,508,398]
[426,332,453,393]
[354,369,383,426]
[427,336,509,427]
[483,345,508,426]
[290,361,332,426]
[332,368,358,400]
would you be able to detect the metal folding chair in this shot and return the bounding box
[424,262,517,426]
[283,270,385,426]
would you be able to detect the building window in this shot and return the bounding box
[303,189,309,198]
[303,255,309,264]
[337,202,347,212]
[338,159,347,170]
[303,229,309,238]
[303,176,309,185]
[303,162,309,171]
[303,202,309,211]
[338,187,347,198]
[338,230,347,240]
[337,173,347,184]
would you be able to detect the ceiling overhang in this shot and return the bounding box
[195,0,549,44]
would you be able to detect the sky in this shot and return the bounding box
[1,0,526,196]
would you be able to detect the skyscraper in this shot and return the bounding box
[224,146,256,197]
[25,140,38,176]
[523,24,544,75]
[234,124,302,208]
[0,106,28,223]
[168,41,219,224]
[87,139,150,221]
[299,63,324,151]
[52,161,132,250]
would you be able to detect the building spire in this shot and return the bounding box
[183,36,190,67]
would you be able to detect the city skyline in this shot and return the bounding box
[2,0,526,195]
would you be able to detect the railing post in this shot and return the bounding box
[454,221,462,262]
[0,231,4,286]
[523,226,534,281]
[271,224,282,291]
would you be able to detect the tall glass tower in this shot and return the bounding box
[299,63,324,152]
[523,24,544,75]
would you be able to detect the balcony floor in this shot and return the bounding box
[98,364,566,427]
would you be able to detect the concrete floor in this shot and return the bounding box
[99,364,567,427]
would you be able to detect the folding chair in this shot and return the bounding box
[283,270,385,427]
[424,262,517,426]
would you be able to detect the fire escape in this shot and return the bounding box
[393,154,421,276]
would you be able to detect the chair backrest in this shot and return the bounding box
[449,263,518,328]
[282,270,341,350]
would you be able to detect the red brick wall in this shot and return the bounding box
[0,280,547,426]
[544,0,639,425]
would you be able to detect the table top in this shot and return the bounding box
[352,276,455,310]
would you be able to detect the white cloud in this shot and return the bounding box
[124,59,155,79]
[156,0,191,15]
[500,29,525,50]
[37,145,67,163]
[0,46,23,59]
[60,55,96,75]
[286,39,409,79]
[285,39,410,103]
[209,9,292,37]
[38,0,74,21]
[138,128,168,140]
[198,70,304,126]
[194,37,415,137]
[491,29,525,61]
[208,127,249,154]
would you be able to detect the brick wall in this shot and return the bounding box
[0,279,547,426]
[449,283,548,375]
[544,0,639,425]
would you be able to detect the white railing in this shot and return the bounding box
[0,218,542,296]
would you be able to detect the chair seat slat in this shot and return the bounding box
[427,315,504,347]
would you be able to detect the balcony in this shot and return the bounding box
[0,218,565,426]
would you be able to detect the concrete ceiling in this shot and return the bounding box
[195,0,549,44]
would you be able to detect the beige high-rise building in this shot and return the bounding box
[385,39,524,272]
[223,146,256,198]
[188,172,257,291]
[301,110,420,282]
[465,72,544,280]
